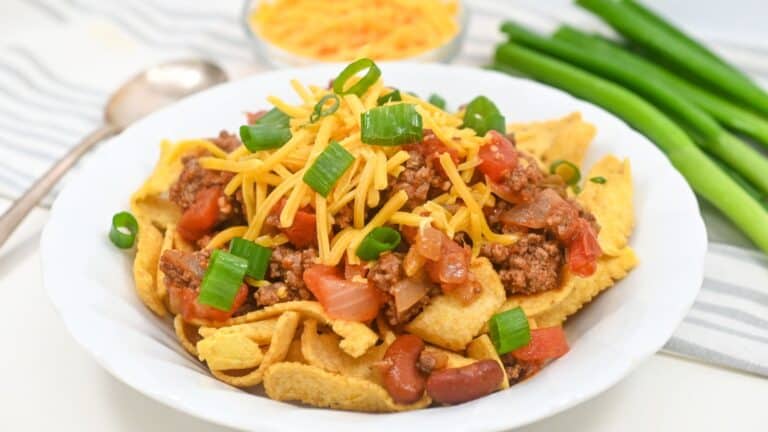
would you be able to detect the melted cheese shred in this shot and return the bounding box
[248,0,461,62]
[163,72,517,266]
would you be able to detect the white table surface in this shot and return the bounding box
[1,197,767,431]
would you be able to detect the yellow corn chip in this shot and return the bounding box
[155,223,175,304]
[263,362,431,412]
[133,217,167,316]
[406,258,505,351]
[577,156,634,256]
[533,247,638,327]
[423,345,476,369]
[301,320,388,381]
[467,335,509,389]
[197,331,264,370]
[174,315,200,357]
[211,311,300,387]
[198,319,278,345]
[285,339,306,363]
[510,112,595,168]
[199,301,378,358]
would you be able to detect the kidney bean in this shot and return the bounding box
[381,334,426,404]
[426,359,504,405]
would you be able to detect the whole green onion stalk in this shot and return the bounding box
[493,43,768,253]
[499,22,768,196]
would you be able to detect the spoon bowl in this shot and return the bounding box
[0,58,228,248]
[107,59,228,129]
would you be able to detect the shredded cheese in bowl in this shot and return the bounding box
[244,0,465,65]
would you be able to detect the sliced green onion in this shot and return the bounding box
[377,89,402,106]
[356,227,402,261]
[229,237,272,280]
[333,58,382,97]
[428,93,446,110]
[310,94,340,123]
[488,307,531,355]
[303,141,355,197]
[590,176,607,184]
[239,124,292,152]
[254,107,290,127]
[109,211,138,249]
[198,249,248,311]
[361,104,423,146]
[462,95,506,136]
[549,159,581,185]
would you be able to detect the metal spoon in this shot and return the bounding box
[0,59,228,247]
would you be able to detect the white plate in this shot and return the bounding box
[40,63,706,432]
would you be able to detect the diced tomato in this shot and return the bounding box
[421,130,460,165]
[478,130,518,182]
[567,219,602,277]
[283,209,317,248]
[303,265,381,322]
[512,326,570,362]
[170,284,249,323]
[177,188,221,241]
[270,199,317,247]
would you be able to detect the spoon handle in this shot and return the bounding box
[0,124,118,248]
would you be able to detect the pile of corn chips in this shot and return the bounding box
[130,112,637,412]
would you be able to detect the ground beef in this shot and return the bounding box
[333,203,354,229]
[501,155,545,204]
[168,156,245,228]
[210,130,242,152]
[480,232,564,295]
[369,252,437,326]
[159,249,211,290]
[169,156,235,210]
[501,354,540,385]
[386,137,452,210]
[255,245,317,306]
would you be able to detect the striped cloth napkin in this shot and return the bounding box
[2,0,766,376]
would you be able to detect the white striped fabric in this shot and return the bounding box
[1,0,767,375]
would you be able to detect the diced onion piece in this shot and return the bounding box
[303,265,380,322]
[392,277,429,314]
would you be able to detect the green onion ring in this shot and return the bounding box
[109,211,139,249]
[549,159,581,185]
[356,227,402,261]
[310,94,340,123]
[333,58,382,97]
[590,176,607,184]
[488,307,531,355]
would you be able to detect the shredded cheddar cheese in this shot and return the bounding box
[166,72,516,267]
[249,0,461,62]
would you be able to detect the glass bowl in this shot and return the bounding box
[241,0,469,68]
